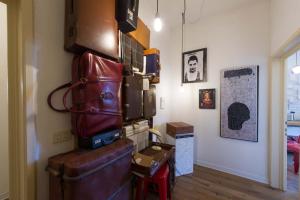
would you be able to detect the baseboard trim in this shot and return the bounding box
[196,160,269,184]
[0,192,9,200]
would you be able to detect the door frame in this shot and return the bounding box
[269,28,300,191]
[1,0,36,199]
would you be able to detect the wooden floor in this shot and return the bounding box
[149,165,299,200]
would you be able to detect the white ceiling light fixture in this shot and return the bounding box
[292,51,300,74]
[153,0,163,32]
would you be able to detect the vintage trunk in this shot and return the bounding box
[65,0,119,59]
[122,75,143,122]
[123,120,149,153]
[48,139,134,200]
[144,48,160,84]
[128,18,150,49]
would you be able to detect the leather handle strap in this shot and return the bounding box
[47,82,72,113]
[62,78,122,116]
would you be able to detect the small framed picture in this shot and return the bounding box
[182,48,207,84]
[199,89,216,109]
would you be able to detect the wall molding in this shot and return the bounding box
[196,160,268,184]
[0,192,9,200]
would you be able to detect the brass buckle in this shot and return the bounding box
[80,77,88,84]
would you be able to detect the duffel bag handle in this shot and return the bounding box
[47,82,72,113]
[62,78,122,116]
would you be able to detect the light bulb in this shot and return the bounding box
[292,66,300,74]
[153,16,163,32]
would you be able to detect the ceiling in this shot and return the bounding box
[139,0,263,29]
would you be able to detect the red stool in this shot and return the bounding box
[136,164,171,200]
[287,141,300,174]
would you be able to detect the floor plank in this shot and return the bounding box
[147,165,299,200]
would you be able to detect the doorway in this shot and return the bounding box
[285,50,300,193]
[0,2,9,200]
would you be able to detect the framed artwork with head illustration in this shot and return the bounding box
[220,65,259,142]
[182,48,207,84]
[199,89,216,109]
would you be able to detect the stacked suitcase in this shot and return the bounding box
[47,0,162,199]
[123,120,149,153]
[48,139,133,200]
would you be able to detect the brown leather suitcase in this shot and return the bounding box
[122,75,143,122]
[65,0,119,60]
[128,18,150,49]
[143,85,156,119]
[48,139,134,200]
[47,52,123,137]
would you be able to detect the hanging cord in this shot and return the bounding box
[156,0,159,16]
[181,0,186,86]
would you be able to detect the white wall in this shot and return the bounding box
[0,2,9,199]
[139,0,173,138]
[34,0,75,199]
[270,0,300,55]
[168,1,270,183]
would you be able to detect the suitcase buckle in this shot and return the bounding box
[80,77,88,84]
[100,92,114,100]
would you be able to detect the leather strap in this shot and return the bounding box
[62,78,122,116]
[47,82,72,113]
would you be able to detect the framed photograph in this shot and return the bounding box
[220,66,259,142]
[199,89,216,109]
[182,48,207,84]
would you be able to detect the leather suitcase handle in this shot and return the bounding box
[62,78,122,116]
[47,82,72,113]
[102,135,117,145]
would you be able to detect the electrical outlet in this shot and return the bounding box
[53,130,72,144]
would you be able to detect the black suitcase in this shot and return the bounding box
[143,85,156,119]
[120,33,132,66]
[78,129,122,149]
[123,75,143,122]
[116,0,139,33]
[120,33,144,72]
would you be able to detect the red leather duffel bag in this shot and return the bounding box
[48,52,123,137]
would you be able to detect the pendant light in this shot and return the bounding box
[180,0,186,88]
[292,51,300,74]
[153,0,163,32]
